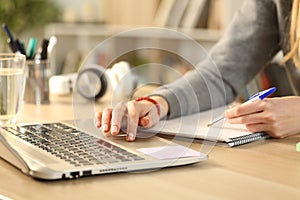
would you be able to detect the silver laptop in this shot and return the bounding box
[0,119,206,180]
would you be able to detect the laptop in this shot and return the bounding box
[0,119,206,180]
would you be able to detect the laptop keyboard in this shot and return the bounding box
[3,123,144,167]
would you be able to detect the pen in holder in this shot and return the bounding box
[24,59,51,104]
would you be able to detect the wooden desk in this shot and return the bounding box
[0,95,299,200]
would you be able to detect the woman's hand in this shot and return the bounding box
[225,96,300,138]
[96,96,169,142]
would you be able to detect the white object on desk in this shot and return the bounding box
[137,145,204,160]
[49,73,77,95]
[0,194,12,200]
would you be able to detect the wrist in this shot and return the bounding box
[149,96,169,118]
[135,97,161,116]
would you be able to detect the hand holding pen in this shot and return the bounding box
[208,87,277,126]
[224,90,300,138]
[207,86,300,138]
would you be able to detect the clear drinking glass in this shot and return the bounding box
[0,53,26,126]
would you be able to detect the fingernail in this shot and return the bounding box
[111,125,118,135]
[141,118,149,127]
[128,132,135,141]
[96,121,101,128]
[103,124,108,131]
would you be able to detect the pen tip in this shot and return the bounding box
[207,123,212,127]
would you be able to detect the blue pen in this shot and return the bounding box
[207,87,277,126]
[2,24,18,52]
[2,24,15,42]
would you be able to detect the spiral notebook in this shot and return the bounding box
[139,106,271,147]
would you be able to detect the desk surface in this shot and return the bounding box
[0,95,300,200]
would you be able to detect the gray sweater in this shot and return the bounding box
[151,0,300,119]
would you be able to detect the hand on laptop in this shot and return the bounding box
[96,96,169,141]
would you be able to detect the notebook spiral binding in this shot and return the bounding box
[228,132,269,146]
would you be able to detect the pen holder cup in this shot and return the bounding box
[24,60,51,104]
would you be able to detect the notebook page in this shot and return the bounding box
[138,106,254,142]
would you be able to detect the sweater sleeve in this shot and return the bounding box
[150,0,281,119]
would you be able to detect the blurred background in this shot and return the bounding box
[5,0,279,93]
[0,0,245,72]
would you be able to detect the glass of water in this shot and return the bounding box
[0,53,26,126]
